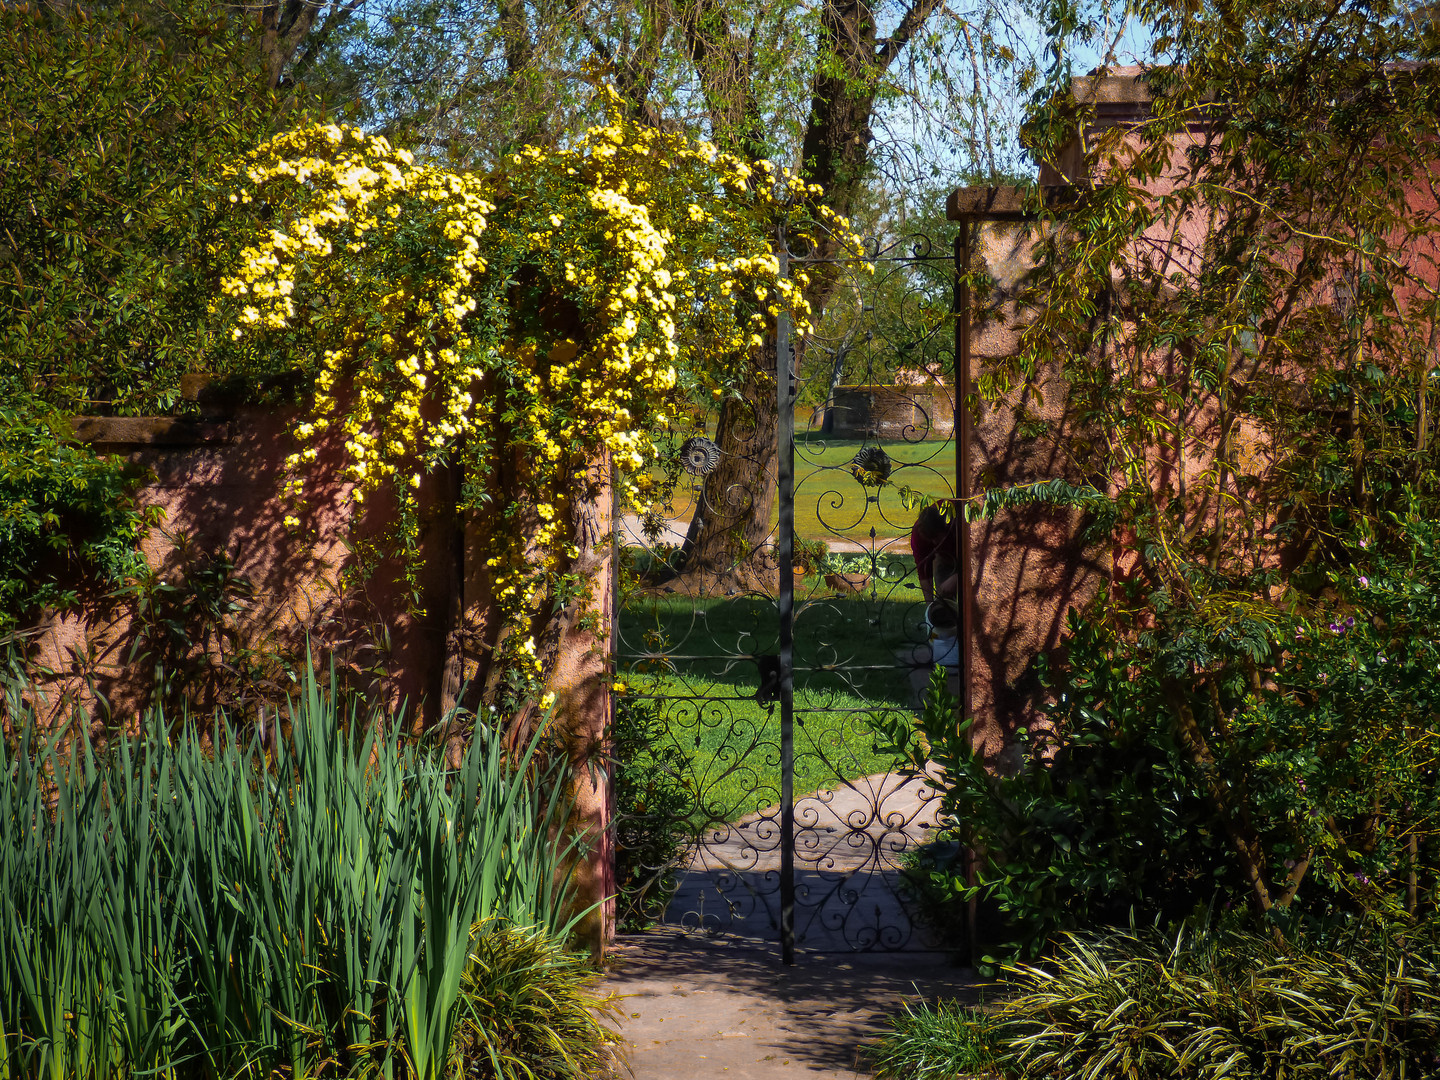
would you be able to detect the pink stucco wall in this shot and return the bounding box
[28,408,451,729]
[21,400,617,947]
[950,68,1440,759]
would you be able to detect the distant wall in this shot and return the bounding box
[825,385,956,440]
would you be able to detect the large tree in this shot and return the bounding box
[307,0,1035,584]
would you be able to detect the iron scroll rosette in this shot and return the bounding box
[679,436,722,476]
[850,445,893,486]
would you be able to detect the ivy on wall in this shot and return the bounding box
[0,403,153,637]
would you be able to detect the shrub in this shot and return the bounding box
[0,661,612,1080]
[868,999,1000,1080]
[992,918,1440,1080]
[0,400,151,634]
[1,0,285,415]
[877,511,1440,964]
[611,692,694,931]
[456,924,621,1080]
[792,536,831,574]
[876,664,1234,966]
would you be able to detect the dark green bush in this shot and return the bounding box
[1,0,289,416]
[878,510,1440,965]
[610,692,694,931]
[0,400,151,633]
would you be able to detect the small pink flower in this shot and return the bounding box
[1359,538,1368,549]
[1359,576,1369,587]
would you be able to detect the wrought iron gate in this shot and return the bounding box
[614,222,962,960]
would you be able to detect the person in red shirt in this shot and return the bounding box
[910,503,961,667]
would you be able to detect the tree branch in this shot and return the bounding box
[290,0,365,85]
[876,0,944,70]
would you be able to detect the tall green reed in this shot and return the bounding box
[0,662,588,1080]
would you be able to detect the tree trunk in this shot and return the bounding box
[671,0,943,575]
[673,342,780,592]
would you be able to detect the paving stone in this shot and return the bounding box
[601,928,981,1079]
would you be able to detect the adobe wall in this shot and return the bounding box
[20,399,616,947]
[962,219,1110,764]
[27,407,449,728]
[952,73,1440,763]
[826,385,956,440]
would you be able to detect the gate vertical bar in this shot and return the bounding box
[776,225,796,966]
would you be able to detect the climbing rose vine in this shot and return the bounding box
[221,91,858,697]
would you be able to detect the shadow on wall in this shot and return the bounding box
[965,219,1110,762]
[27,407,455,731]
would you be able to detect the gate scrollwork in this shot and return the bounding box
[614,218,960,955]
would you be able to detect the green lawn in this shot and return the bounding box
[618,579,929,823]
[646,436,957,545]
[791,435,959,544]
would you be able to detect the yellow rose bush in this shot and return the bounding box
[221,91,858,711]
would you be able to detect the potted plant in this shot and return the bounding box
[823,552,871,593]
[792,537,830,584]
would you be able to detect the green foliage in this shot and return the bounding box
[1003,0,1440,617]
[610,693,693,931]
[876,665,1231,968]
[867,999,1000,1080]
[962,479,1108,529]
[454,926,620,1080]
[880,511,1440,965]
[0,401,150,633]
[0,661,608,1080]
[0,0,285,415]
[991,919,1440,1080]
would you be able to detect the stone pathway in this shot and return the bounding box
[601,929,980,1079]
[602,762,977,1078]
[665,771,947,952]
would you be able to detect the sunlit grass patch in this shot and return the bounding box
[619,585,927,824]
[624,673,905,824]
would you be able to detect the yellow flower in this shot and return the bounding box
[222,108,867,693]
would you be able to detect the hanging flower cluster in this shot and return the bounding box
[222,124,494,506]
[220,90,860,684]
